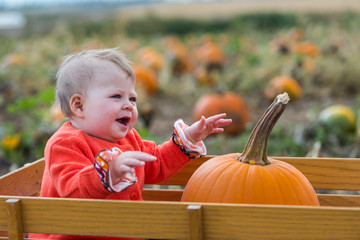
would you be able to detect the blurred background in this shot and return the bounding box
[0,0,360,175]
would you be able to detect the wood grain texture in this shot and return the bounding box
[159,157,210,186]
[0,159,44,196]
[0,198,8,232]
[201,203,360,239]
[7,197,189,239]
[142,189,183,201]
[5,199,23,240]
[1,156,360,239]
[276,157,360,191]
[1,197,360,239]
[142,189,360,207]
[317,194,360,207]
[159,156,360,191]
[2,156,360,193]
[187,205,203,240]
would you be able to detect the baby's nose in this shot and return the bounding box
[122,101,133,110]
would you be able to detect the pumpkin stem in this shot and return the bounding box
[236,92,290,165]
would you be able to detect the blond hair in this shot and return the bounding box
[56,48,135,117]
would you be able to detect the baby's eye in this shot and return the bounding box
[111,94,121,99]
[130,97,137,102]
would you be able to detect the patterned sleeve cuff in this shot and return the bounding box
[94,147,137,193]
[172,119,207,159]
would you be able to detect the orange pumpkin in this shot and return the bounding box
[292,41,319,58]
[2,53,27,66]
[133,65,159,94]
[265,76,302,101]
[182,93,319,206]
[165,37,193,75]
[193,91,250,135]
[137,47,164,72]
[195,40,225,70]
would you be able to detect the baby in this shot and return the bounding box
[30,48,231,239]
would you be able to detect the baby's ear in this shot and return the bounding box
[69,94,85,118]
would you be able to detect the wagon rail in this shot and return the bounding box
[1,156,360,239]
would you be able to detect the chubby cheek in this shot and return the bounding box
[130,108,139,129]
[97,106,116,122]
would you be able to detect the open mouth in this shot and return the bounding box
[117,117,130,126]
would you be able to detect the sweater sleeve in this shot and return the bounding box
[131,131,192,184]
[46,136,111,199]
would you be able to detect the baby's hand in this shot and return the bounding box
[109,151,156,185]
[184,113,232,144]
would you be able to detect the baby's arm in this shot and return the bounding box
[184,113,232,144]
[171,113,231,159]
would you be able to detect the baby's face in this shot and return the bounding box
[80,64,138,142]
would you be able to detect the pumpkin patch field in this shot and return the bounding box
[0,1,360,174]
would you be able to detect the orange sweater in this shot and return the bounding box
[29,122,191,239]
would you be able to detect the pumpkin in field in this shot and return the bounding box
[2,53,27,67]
[133,65,159,95]
[193,91,250,135]
[195,39,225,71]
[292,41,319,58]
[182,93,319,206]
[265,76,302,101]
[318,105,356,134]
[136,47,165,72]
[165,37,193,75]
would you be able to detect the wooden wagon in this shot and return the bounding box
[1,156,360,239]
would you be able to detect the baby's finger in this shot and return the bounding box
[124,158,151,168]
[120,151,157,162]
[117,164,136,174]
[205,113,227,123]
[214,118,232,127]
[196,116,206,128]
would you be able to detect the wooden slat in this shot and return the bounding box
[142,189,360,208]
[187,205,203,240]
[317,194,360,207]
[0,159,44,196]
[201,203,360,240]
[158,156,360,191]
[1,156,360,196]
[2,196,360,239]
[277,157,360,191]
[159,157,210,185]
[143,189,183,201]
[1,156,360,239]
[0,198,8,232]
[0,196,189,239]
[5,199,23,240]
